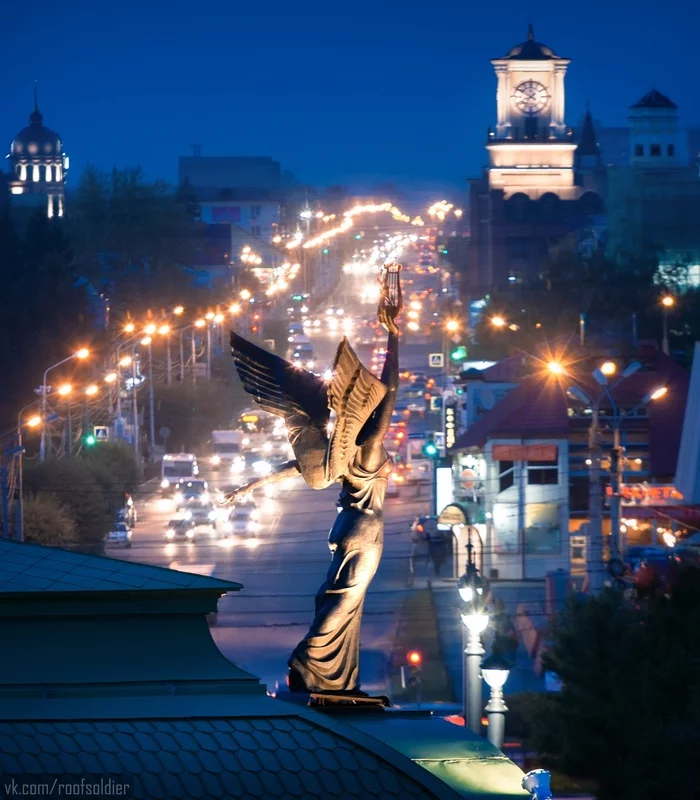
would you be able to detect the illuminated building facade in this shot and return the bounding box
[462,27,605,299]
[7,86,68,219]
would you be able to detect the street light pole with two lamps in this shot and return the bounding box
[39,349,89,461]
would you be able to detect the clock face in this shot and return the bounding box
[512,81,550,116]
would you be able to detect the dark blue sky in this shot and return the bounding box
[4,0,698,192]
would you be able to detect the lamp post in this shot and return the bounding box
[131,348,139,458]
[458,536,489,734]
[661,295,674,355]
[159,324,172,386]
[14,405,45,542]
[55,384,73,456]
[39,348,89,461]
[481,653,511,749]
[140,336,156,461]
[193,319,206,386]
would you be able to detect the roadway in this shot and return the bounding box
[110,251,444,695]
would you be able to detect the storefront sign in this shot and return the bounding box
[444,403,457,450]
[492,444,557,462]
[607,483,685,506]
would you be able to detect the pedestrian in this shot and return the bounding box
[429,531,448,577]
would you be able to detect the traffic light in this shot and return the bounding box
[84,434,96,446]
[441,248,448,255]
[401,651,423,700]
[355,234,362,240]
[322,248,329,254]
[450,345,468,362]
[456,386,465,395]
[407,650,422,666]
[292,294,303,301]
[422,437,439,458]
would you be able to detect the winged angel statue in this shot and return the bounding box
[229,263,402,694]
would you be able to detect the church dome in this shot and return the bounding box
[498,24,565,61]
[10,101,62,159]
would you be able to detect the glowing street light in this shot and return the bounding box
[661,295,675,354]
[229,303,241,314]
[104,372,117,384]
[119,355,132,367]
[57,383,72,397]
[173,305,185,316]
[85,385,99,397]
[75,348,90,360]
[158,324,170,335]
[123,322,135,334]
[547,361,564,375]
[240,289,252,301]
[194,319,206,329]
[445,319,460,334]
[140,336,152,346]
[661,295,675,308]
[205,311,215,321]
[491,316,506,328]
[647,386,668,402]
[26,415,42,428]
[144,323,157,335]
[600,361,617,377]
[214,313,224,324]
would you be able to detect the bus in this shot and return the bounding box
[161,453,199,492]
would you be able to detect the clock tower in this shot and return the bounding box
[487,25,577,199]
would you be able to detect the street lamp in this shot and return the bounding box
[491,316,506,328]
[144,323,157,336]
[661,295,675,355]
[40,348,89,461]
[173,305,184,316]
[547,361,564,375]
[461,601,490,735]
[481,653,511,749]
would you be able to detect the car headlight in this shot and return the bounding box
[307,360,315,369]
[242,437,250,446]
[211,455,221,465]
[247,520,260,532]
[208,510,216,520]
[231,460,244,474]
[165,529,175,539]
[161,479,170,489]
[253,461,272,476]
[263,441,272,453]
[185,530,195,539]
[174,493,183,505]
[201,492,210,504]
[184,511,192,520]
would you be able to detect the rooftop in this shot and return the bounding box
[494,24,567,62]
[631,89,678,110]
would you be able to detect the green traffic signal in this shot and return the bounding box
[322,248,329,254]
[85,435,96,446]
[450,345,467,362]
[441,249,448,255]
[422,441,439,458]
[355,234,362,240]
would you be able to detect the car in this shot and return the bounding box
[105,521,132,548]
[184,506,218,532]
[228,504,260,537]
[164,518,197,542]
[288,322,305,338]
[173,480,210,510]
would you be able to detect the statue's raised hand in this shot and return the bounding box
[378,262,403,334]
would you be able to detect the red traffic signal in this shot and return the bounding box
[407,650,422,666]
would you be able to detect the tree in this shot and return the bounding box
[81,441,140,518]
[22,493,77,548]
[529,572,700,800]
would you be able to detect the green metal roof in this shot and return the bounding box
[0,539,242,594]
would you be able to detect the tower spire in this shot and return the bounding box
[527,23,534,41]
[29,81,43,125]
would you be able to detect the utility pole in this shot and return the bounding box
[165,335,172,386]
[587,409,604,592]
[131,355,139,458]
[206,325,212,381]
[609,428,622,558]
[191,330,197,386]
[147,343,156,460]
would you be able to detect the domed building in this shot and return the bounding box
[8,85,68,218]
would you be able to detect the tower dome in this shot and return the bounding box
[10,85,63,159]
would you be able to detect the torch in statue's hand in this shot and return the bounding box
[378,261,403,334]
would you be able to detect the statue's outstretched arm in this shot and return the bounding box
[225,460,300,503]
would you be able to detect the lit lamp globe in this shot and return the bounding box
[461,608,489,635]
[480,652,512,691]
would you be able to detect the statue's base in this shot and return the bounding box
[309,692,390,712]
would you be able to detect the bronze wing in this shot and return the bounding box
[231,332,329,431]
[326,337,388,482]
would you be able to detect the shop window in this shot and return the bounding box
[498,460,514,493]
[527,459,558,485]
[650,144,661,157]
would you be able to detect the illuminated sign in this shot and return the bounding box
[606,483,684,506]
[242,415,259,423]
[444,403,456,450]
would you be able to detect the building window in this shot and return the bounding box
[250,205,261,218]
[55,164,62,182]
[668,144,675,157]
[45,165,52,182]
[634,144,643,157]
[498,460,514,493]
[251,225,261,237]
[650,144,661,157]
[32,165,40,182]
[527,459,558,485]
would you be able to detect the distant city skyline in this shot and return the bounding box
[3,0,699,190]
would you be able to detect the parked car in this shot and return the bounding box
[105,521,132,548]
